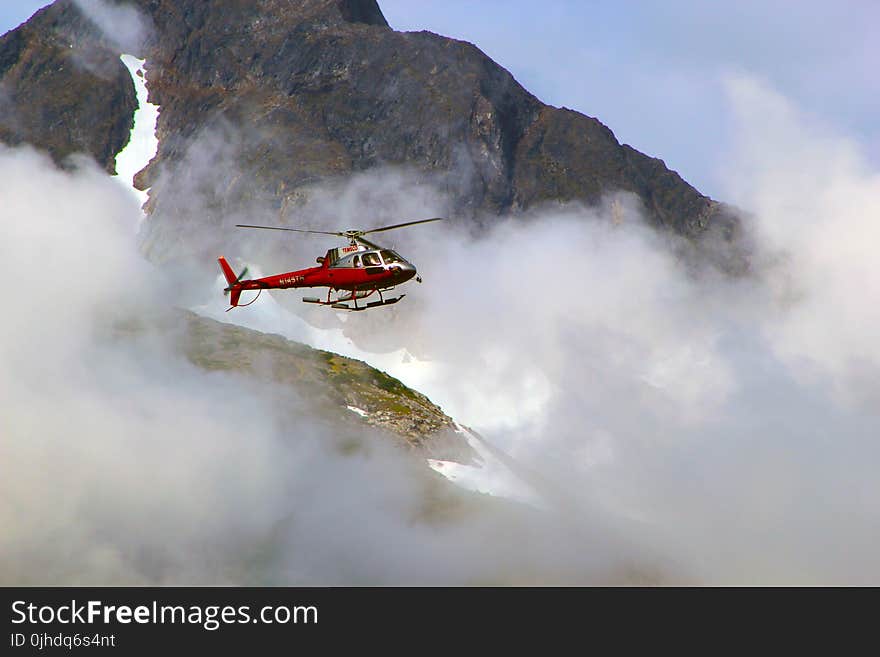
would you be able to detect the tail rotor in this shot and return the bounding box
[223,266,249,295]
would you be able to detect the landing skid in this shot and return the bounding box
[302,288,404,311]
[332,295,404,311]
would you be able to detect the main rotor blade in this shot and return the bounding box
[236,224,341,236]
[361,217,444,235]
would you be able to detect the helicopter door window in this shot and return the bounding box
[352,255,362,268]
[330,254,356,268]
[362,252,381,267]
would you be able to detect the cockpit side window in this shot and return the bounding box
[330,253,358,268]
[362,252,381,266]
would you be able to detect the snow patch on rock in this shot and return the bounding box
[346,405,369,418]
[114,54,159,214]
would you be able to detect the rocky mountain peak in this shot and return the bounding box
[336,0,389,27]
[1,0,746,270]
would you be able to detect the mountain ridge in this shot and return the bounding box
[1,0,745,268]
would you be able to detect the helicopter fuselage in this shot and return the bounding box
[242,257,416,291]
[223,245,416,300]
[221,217,440,311]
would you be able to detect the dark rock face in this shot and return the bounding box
[1,0,743,259]
[336,0,388,26]
[0,2,136,173]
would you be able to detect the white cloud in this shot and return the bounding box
[3,36,880,581]
[192,75,880,583]
[72,0,150,54]
[722,75,880,400]
[0,146,669,585]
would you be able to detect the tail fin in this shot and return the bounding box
[218,256,237,286]
[218,256,242,308]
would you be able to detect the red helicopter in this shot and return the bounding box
[218,217,442,311]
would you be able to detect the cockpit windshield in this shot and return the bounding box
[380,250,404,264]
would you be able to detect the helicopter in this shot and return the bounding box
[218,217,443,311]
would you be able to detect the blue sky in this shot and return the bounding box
[3,1,877,199]
[0,2,48,32]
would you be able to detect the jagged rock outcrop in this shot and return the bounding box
[116,308,471,456]
[180,309,459,447]
[0,1,136,173]
[1,0,744,264]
